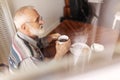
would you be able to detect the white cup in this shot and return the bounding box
[70,42,91,71]
[90,43,105,60]
[91,43,104,52]
[58,35,69,44]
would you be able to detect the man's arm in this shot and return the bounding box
[38,33,61,48]
[54,39,71,60]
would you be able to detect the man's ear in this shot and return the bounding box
[21,24,26,30]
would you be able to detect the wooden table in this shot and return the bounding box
[42,20,119,60]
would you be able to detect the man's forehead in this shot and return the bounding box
[25,9,40,20]
[25,9,39,16]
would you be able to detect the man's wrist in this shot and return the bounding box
[54,53,62,60]
[46,36,53,43]
[54,50,66,60]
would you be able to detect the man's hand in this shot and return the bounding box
[54,39,71,60]
[47,33,61,43]
[49,33,61,40]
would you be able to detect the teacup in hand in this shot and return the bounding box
[58,35,69,44]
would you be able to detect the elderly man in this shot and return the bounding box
[9,6,71,71]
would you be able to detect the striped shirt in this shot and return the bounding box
[9,31,48,71]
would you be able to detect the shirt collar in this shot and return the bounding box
[17,31,38,48]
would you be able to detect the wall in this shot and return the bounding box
[98,0,120,28]
[7,0,65,36]
[7,0,120,30]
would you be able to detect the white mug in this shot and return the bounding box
[58,35,69,44]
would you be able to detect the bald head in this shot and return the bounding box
[14,6,39,29]
[14,6,44,38]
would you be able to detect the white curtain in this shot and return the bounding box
[0,0,16,64]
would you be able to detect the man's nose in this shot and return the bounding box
[39,20,44,25]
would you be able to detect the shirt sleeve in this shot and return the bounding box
[19,57,44,71]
